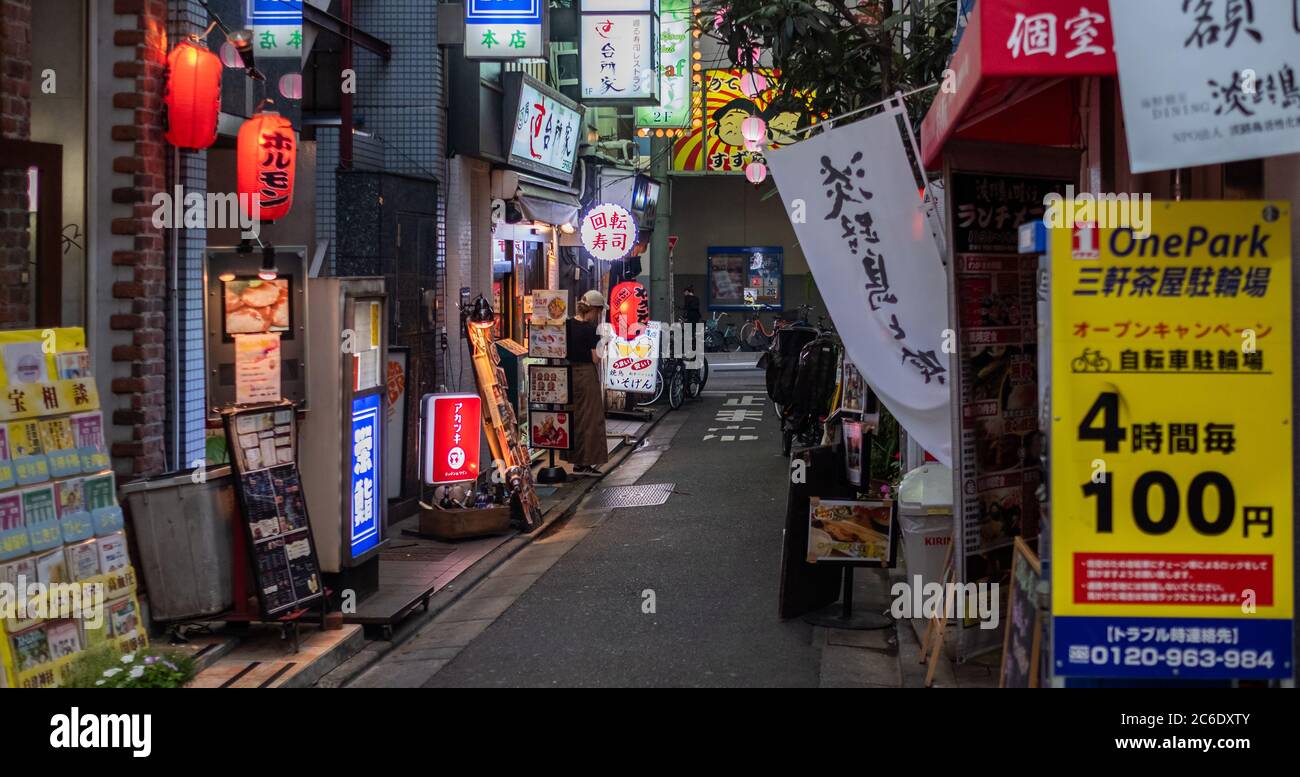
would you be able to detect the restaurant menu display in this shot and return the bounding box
[529,410,572,451]
[224,403,324,616]
[528,364,570,406]
[1000,538,1045,688]
[950,172,1067,657]
[0,329,145,688]
[528,291,569,359]
[806,498,893,565]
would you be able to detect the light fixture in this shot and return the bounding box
[164,37,222,150]
[655,129,664,137]
[226,29,264,81]
[258,244,278,281]
[560,222,576,235]
[692,51,701,61]
[692,118,702,129]
[218,270,236,282]
[741,116,767,142]
[533,222,551,232]
[467,295,496,330]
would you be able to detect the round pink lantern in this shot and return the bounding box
[745,161,767,184]
[744,137,765,153]
[739,71,768,98]
[740,116,767,143]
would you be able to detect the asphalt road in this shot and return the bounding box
[421,367,821,687]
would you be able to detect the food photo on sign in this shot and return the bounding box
[530,411,572,450]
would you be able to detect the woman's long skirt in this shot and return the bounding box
[566,362,608,467]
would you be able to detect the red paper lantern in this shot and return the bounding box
[238,112,297,223]
[164,39,221,150]
[609,281,648,340]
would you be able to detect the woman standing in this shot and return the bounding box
[565,290,609,474]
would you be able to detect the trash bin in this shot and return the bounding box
[120,467,236,622]
[898,462,954,637]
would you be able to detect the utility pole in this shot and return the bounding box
[648,135,673,322]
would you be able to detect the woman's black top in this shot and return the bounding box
[566,318,599,363]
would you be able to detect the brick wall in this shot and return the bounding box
[107,0,169,476]
[0,0,33,328]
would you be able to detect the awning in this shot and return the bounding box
[920,0,1117,170]
[516,182,581,227]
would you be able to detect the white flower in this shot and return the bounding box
[103,668,122,677]
[95,680,105,686]
[129,665,145,680]
[120,653,136,664]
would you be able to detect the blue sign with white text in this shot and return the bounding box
[349,393,381,559]
[466,0,542,24]
[249,0,302,24]
[1054,616,1293,680]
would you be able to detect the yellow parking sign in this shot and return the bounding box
[1051,201,1292,680]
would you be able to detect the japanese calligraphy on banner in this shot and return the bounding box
[465,0,544,59]
[422,394,482,485]
[673,69,806,172]
[1051,201,1293,680]
[768,108,952,466]
[580,4,660,104]
[1111,1,1300,173]
[605,322,661,393]
[581,203,637,262]
[247,0,302,59]
[505,75,583,182]
[635,0,692,129]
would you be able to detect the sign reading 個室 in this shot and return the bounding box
[1111,0,1300,173]
[1051,201,1293,680]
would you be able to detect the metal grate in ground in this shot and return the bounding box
[584,483,677,510]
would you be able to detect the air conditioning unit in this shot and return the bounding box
[594,140,638,164]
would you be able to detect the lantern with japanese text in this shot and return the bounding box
[238,111,297,223]
[164,39,222,150]
[608,281,648,340]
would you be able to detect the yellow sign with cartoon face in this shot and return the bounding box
[1050,201,1292,680]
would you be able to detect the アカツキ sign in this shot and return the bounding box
[1051,201,1293,680]
[422,393,482,485]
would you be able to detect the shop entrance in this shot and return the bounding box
[0,140,62,329]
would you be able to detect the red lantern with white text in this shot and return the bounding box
[609,281,648,340]
[238,112,297,223]
[164,39,221,150]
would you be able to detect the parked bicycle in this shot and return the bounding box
[704,311,742,352]
[739,304,816,351]
[634,356,687,410]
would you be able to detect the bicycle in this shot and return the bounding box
[684,353,709,398]
[740,304,815,351]
[704,311,742,352]
[1071,348,1111,373]
[633,356,686,410]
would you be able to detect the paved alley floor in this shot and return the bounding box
[351,368,826,687]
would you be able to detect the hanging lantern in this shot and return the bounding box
[741,116,767,143]
[238,110,297,223]
[278,73,303,100]
[739,71,768,98]
[164,39,221,150]
[745,161,767,185]
[744,137,765,153]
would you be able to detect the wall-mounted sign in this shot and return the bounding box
[605,322,660,393]
[465,0,545,59]
[349,393,382,558]
[234,333,282,405]
[248,0,303,60]
[1111,0,1300,173]
[581,203,638,262]
[503,73,584,184]
[635,0,692,128]
[580,2,660,105]
[422,393,483,485]
[674,69,807,172]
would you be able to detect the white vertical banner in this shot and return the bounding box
[768,109,952,466]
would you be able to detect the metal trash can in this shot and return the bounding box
[120,467,236,622]
[897,463,954,638]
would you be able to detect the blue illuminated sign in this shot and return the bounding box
[466,0,542,24]
[349,393,381,558]
[248,0,302,24]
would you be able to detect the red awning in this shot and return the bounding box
[920,0,1117,170]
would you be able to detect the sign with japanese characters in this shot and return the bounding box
[248,0,303,59]
[674,69,807,173]
[465,0,545,59]
[580,5,660,105]
[529,410,572,450]
[506,75,583,183]
[1111,0,1300,173]
[527,364,570,405]
[634,0,692,129]
[768,107,952,467]
[605,322,661,394]
[1051,201,1293,679]
[349,393,381,557]
[581,203,638,262]
[422,393,482,486]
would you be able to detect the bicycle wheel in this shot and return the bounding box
[634,368,667,407]
[668,368,685,410]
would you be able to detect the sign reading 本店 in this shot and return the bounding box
[580,0,660,105]
[767,108,952,467]
[465,0,545,59]
[1051,201,1293,680]
[581,203,637,262]
[422,394,482,485]
[1111,0,1300,173]
[247,0,303,59]
[506,75,583,183]
[634,0,692,129]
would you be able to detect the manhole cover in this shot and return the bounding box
[380,544,456,562]
[585,483,676,510]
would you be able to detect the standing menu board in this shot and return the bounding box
[224,402,324,617]
[999,537,1044,688]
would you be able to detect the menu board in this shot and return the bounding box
[529,410,571,451]
[527,364,570,406]
[806,498,894,565]
[999,538,1044,688]
[224,403,324,617]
